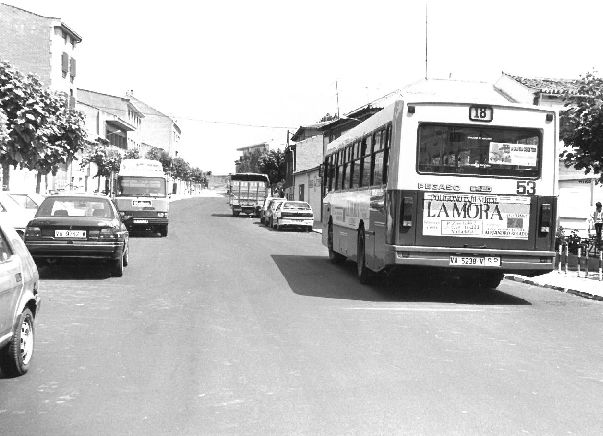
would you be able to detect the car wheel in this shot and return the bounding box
[260,217,264,224]
[112,253,124,277]
[270,217,274,228]
[328,221,345,264]
[275,219,280,231]
[0,308,35,377]
[160,225,168,237]
[123,244,129,267]
[357,225,371,284]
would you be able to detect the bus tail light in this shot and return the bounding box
[539,203,552,233]
[401,196,414,228]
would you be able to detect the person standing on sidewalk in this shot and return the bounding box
[592,202,603,247]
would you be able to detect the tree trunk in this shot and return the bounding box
[36,172,42,194]
[1,162,10,191]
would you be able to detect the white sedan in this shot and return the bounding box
[272,201,314,232]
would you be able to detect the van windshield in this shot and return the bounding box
[117,177,166,197]
[417,124,541,178]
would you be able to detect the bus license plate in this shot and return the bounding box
[55,230,86,238]
[449,256,500,267]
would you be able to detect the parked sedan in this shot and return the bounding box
[264,198,286,228]
[272,201,314,231]
[6,192,45,213]
[0,218,40,377]
[24,194,129,276]
[259,197,275,224]
[0,192,36,237]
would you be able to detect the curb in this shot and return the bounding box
[505,274,603,302]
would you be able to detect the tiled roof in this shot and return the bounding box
[506,73,580,95]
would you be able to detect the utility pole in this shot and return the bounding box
[425,1,428,79]
[336,81,340,118]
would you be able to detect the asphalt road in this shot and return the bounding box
[2,196,603,435]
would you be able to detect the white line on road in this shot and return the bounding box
[342,307,488,312]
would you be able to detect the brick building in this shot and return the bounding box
[0,3,81,103]
[0,3,83,192]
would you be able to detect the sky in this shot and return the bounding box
[4,0,603,174]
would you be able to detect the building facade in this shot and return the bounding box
[77,89,143,151]
[0,3,81,103]
[0,3,83,192]
[128,94,181,158]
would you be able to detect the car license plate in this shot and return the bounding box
[55,230,86,238]
[449,256,500,267]
[133,219,148,224]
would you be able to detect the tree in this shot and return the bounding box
[189,167,204,184]
[79,142,122,192]
[236,148,264,173]
[258,149,286,187]
[560,72,603,182]
[0,60,87,191]
[123,148,140,159]
[145,146,172,175]
[0,110,8,148]
[171,157,190,181]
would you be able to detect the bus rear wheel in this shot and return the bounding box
[478,271,504,289]
[328,222,345,264]
[357,226,371,284]
[459,270,503,290]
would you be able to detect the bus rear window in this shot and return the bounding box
[417,124,541,178]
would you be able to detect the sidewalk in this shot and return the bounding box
[506,251,603,301]
[506,270,603,301]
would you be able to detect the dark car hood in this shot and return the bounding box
[29,216,118,227]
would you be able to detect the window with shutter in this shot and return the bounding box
[70,58,76,78]
[61,52,69,75]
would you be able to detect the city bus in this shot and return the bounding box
[321,96,558,289]
[114,158,169,236]
[228,173,270,217]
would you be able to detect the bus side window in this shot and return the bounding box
[337,151,344,191]
[351,142,361,189]
[342,146,349,190]
[372,128,385,185]
[383,123,392,184]
[364,134,373,186]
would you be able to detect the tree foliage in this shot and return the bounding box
[258,149,286,186]
[560,72,603,182]
[145,146,172,174]
[171,157,191,180]
[80,143,122,178]
[0,109,8,145]
[123,148,140,159]
[0,60,87,186]
[236,148,264,173]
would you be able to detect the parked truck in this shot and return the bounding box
[228,173,270,217]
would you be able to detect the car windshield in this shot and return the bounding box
[417,124,541,177]
[36,197,114,218]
